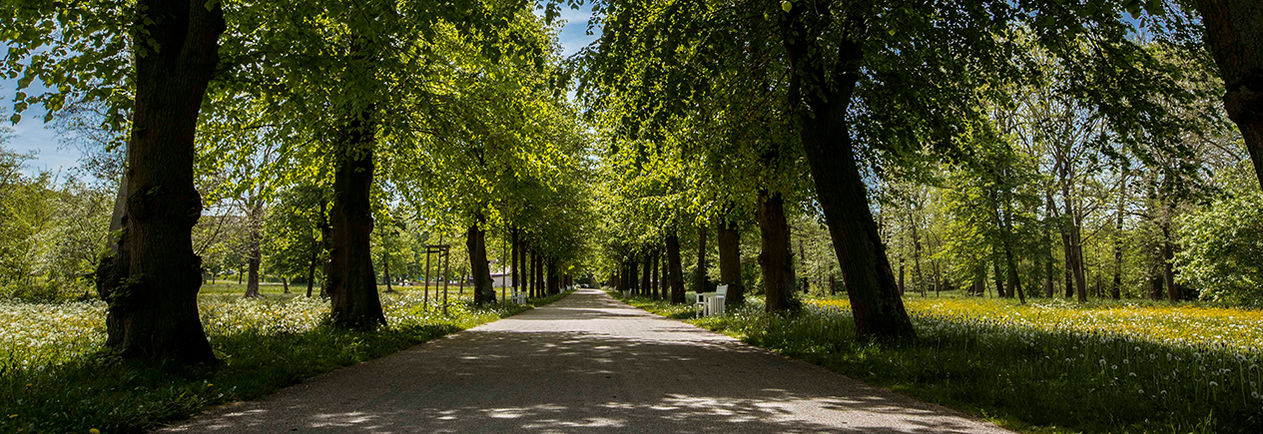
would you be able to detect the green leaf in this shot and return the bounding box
[781,0,792,13]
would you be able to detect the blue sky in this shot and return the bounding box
[2,6,598,177]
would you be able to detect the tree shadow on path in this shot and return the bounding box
[162,289,1007,433]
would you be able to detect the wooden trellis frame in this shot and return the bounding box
[421,244,452,315]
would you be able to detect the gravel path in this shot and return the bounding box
[161,288,1009,433]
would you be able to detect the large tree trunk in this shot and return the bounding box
[695,225,708,293]
[467,220,495,305]
[717,219,744,307]
[782,19,914,339]
[325,109,386,329]
[1195,0,1263,190]
[666,230,686,304]
[757,191,796,312]
[93,0,223,364]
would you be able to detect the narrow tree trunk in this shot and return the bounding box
[1071,225,1088,302]
[382,249,394,293]
[651,250,660,299]
[1044,255,1055,298]
[325,109,386,330]
[1112,173,1126,300]
[245,249,261,298]
[641,254,651,297]
[534,250,543,298]
[1194,0,1263,190]
[244,220,261,298]
[898,260,906,295]
[467,220,495,305]
[757,191,796,312]
[911,220,925,297]
[1162,225,1181,301]
[666,230,686,304]
[1005,248,1025,304]
[695,225,708,293]
[317,198,331,299]
[993,259,1007,298]
[1061,178,1089,302]
[281,277,289,294]
[997,192,1023,303]
[511,228,519,295]
[1043,189,1057,298]
[306,251,317,298]
[798,236,809,294]
[717,219,744,307]
[548,259,559,295]
[92,0,224,363]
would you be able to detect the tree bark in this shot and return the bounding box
[325,108,386,329]
[1044,192,1056,298]
[640,254,651,297]
[511,228,519,294]
[757,191,796,312]
[717,219,744,306]
[666,230,686,304]
[382,247,394,293]
[245,250,261,298]
[467,220,495,305]
[1112,171,1126,300]
[534,250,544,298]
[93,0,223,363]
[651,250,660,299]
[281,277,289,294]
[306,250,318,297]
[695,225,708,293]
[244,220,261,298]
[548,259,559,295]
[1195,0,1263,190]
[1161,225,1181,301]
[911,219,925,297]
[993,259,1007,298]
[781,19,914,339]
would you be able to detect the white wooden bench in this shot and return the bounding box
[511,290,528,304]
[694,285,728,317]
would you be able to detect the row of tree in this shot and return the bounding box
[2,0,594,364]
[578,0,1263,342]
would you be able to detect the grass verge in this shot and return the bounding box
[1,289,572,433]
[609,290,1262,433]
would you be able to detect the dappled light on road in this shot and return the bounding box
[162,289,1007,433]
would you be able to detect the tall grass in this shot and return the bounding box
[1,289,572,432]
[614,291,1263,433]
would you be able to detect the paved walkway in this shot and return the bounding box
[162,288,1008,433]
